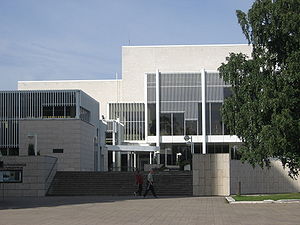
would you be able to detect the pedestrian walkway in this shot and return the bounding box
[0,196,299,225]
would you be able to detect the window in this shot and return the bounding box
[66,106,76,118]
[0,170,22,183]
[160,113,171,135]
[224,87,233,98]
[148,104,156,136]
[185,120,197,135]
[43,106,53,118]
[54,106,64,117]
[198,103,202,135]
[173,113,184,135]
[80,107,90,123]
[53,149,64,153]
[211,103,223,135]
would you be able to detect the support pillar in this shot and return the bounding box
[201,68,207,154]
[155,69,160,164]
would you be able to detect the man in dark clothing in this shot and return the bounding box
[143,169,157,198]
[134,170,144,196]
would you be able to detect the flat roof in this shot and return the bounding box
[122,43,250,48]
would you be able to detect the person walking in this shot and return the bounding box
[134,170,144,196]
[143,169,157,198]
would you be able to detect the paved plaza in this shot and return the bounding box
[0,196,299,225]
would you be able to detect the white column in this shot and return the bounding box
[201,68,207,154]
[134,153,137,170]
[156,69,160,164]
[112,122,116,171]
[149,152,152,164]
[144,73,148,139]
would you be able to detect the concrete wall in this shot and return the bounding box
[19,119,96,171]
[0,156,57,197]
[122,44,252,102]
[230,160,300,195]
[193,154,230,196]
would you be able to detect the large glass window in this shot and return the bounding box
[160,113,171,135]
[198,103,202,135]
[185,120,197,135]
[206,103,210,134]
[66,106,76,118]
[211,103,222,135]
[173,113,184,135]
[54,106,64,117]
[148,104,156,136]
[43,106,53,118]
[224,87,233,98]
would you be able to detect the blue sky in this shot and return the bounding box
[0,0,255,90]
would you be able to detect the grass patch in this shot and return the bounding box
[232,193,300,201]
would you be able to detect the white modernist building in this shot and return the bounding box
[18,44,253,171]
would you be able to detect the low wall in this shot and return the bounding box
[193,154,230,196]
[0,156,57,197]
[230,160,300,195]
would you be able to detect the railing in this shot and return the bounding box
[45,157,58,185]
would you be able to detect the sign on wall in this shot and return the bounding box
[0,170,22,183]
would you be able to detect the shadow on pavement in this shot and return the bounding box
[0,195,193,210]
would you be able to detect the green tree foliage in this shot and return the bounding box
[219,0,300,177]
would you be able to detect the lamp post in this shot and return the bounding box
[184,135,194,154]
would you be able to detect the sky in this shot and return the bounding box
[0,0,255,90]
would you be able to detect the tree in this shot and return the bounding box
[219,0,300,177]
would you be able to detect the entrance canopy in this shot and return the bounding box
[106,145,159,152]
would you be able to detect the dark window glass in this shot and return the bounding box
[211,103,223,135]
[173,113,184,135]
[43,106,53,118]
[224,87,233,98]
[105,132,113,145]
[53,149,64,153]
[185,120,197,135]
[9,148,19,156]
[0,148,8,156]
[148,104,156,136]
[198,103,202,135]
[160,113,171,135]
[54,106,64,117]
[206,103,210,135]
[207,144,229,154]
[66,106,76,118]
[80,107,90,122]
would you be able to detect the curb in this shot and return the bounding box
[225,197,300,204]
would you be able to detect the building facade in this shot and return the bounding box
[18,44,252,171]
[0,90,104,171]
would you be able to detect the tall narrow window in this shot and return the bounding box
[211,103,222,135]
[148,104,156,136]
[185,120,197,135]
[173,113,184,135]
[160,113,171,135]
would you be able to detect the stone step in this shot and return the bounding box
[47,171,193,196]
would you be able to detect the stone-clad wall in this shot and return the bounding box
[230,160,300,195]
[0,156,57,197]
[193,154,300,196]
[19,119,96,171]
[193,154,230,196]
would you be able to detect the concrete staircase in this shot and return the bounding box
[47,171,192,196]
